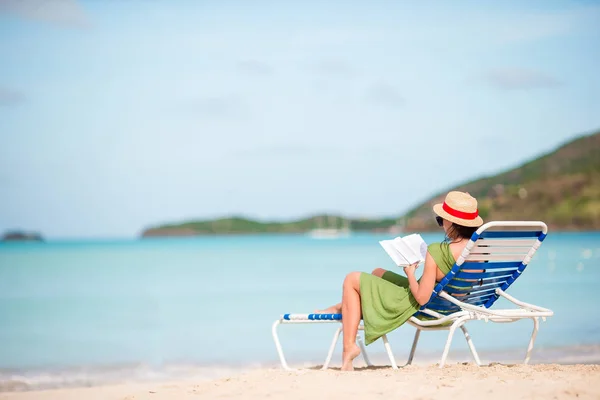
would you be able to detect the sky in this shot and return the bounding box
[1,0,599,238]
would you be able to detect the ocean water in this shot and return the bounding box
[1,232,599,390]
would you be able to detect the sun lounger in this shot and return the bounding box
[272,221,554,370]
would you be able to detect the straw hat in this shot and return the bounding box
[433,191,484,227]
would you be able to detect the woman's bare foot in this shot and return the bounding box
[341,344,361,371]
[314,304,342,314]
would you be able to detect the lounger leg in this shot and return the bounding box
[439,316,469,368]
[381,334,398,370]
[524,317,539,364]
[460,325,482,366]
[357,336,373,367]
[322,326,343,370]
[407,329,421,365]
[272,320,292,371]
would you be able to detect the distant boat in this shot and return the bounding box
[308,215,351,239]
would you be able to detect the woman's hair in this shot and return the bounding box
[445,223,478,241]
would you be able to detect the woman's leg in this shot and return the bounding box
[341,271,362,371]
[314,303,341,314]
[317,269,387,313]
[371,268,387,278]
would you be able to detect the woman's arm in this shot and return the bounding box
[403,252,438,306]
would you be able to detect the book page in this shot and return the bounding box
[392,237,421,264]
[379,240,409,266]
[401,234,427,263]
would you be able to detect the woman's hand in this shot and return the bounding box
[403,262,419,275]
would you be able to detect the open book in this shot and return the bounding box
[379,234,428,267]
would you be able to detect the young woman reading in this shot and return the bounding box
[316,191,484,371]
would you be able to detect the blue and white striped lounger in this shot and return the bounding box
[272,221,554,370]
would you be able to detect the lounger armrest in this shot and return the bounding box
[419,309,444,319]
[410,310,470,326]
[496,289,554,315]
[438,291,554,318]
[438,291,499,316]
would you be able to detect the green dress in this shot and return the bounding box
[359,242,456,345]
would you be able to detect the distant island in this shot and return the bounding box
[1,231,44,242]
[141,215,401,237]
[141,129,600,237]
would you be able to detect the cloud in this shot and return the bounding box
[0,87,25,106]
[463,5,600,47]
[236,60,273,76]
[485,68,561,90]
[364,83,404,108]
[0,0,90,28]
[187,95,245,118]
[310,59,355,77]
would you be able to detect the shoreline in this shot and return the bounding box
[1,363,599,400]
[3,343,600,394]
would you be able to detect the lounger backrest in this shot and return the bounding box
[421,221,548,316]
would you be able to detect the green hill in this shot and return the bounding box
[141,215,399,237]
[141,129,600,236]
[401,129,600,231]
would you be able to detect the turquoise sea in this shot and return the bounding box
[1,232,599,390]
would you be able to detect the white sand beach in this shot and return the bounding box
[1,363,599,400]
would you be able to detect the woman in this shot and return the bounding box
[316,191,484,371]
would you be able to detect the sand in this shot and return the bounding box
[1,363,599,400]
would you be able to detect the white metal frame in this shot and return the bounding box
[271,319,376,371]
[272,221,554,370]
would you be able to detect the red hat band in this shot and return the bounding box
[442,202,479,220]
